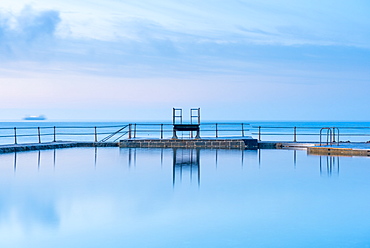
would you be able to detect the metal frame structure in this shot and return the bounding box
[172,108,201,139]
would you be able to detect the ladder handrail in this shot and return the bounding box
[320,127,340,146]
[99,125,129,142]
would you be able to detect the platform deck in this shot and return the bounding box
[0,142,118,154]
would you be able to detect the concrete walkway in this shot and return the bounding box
[307,143,370,156]
[1,140,369,157]
[0,141,118,154]
[259,141,370,156]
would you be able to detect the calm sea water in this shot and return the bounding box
[0,147,370,247]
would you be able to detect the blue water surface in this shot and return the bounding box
[0,147,370,247]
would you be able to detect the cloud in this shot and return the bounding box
[0,6,61,59]
[0,2,369,80]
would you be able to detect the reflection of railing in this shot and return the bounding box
[320,156,340,176]
[253,126,370,142]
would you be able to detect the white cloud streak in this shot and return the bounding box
[0,6,60,59]
[0,1,369,120]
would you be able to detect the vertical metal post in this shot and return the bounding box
[128,124,132,139]
[327,128,332,145]
[215,123,218,138]
[335,128,340,146]
[173,108,175,124]
[241,123,244,137]
[258,126,261,141]
[38,127,41,143]
[160,124,163,139]
[293,127,297,142]
[14,127,17,144]
[53,126,56,142]
[94,127,97,142]
[198,108,200,125]
[134,124,137,138]
[332,127,336,143]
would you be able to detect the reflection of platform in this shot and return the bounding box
[173,148,200,185]
[119,137,258,149]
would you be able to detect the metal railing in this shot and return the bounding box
[7,123,370,145]
[253,125,370,143]
[0,123,250,145]
[319,127,340,146]
[125,123,250,139]
[0,125,129,145]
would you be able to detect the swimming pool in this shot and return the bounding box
[0,147,369,247]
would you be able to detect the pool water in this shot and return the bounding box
[0,147,370,248]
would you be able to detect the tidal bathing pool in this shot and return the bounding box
[0,147,370,248]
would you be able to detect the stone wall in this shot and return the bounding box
[119,139,258,149]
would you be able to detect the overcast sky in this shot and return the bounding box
[0,0,370,121]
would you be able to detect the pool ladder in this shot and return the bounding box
[319,127,339,146]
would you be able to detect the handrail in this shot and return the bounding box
[0,123,251,145]
[3,123,370,145]
[125,123,250,139]
[320,128,332,146]
[99,125,129,142]
[0,125,129,145]
[253,125,353,143]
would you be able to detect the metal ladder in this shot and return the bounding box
[319,127,339,146]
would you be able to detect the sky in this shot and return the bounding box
[0,0,370,121]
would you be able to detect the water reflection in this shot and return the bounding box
[128,148,137,167]
[13,149,58,172]
[13,151,17,172]
[320,156,340,176]
[124,148,256,186]
[1,148,370,248]
[172,148,200,186]
[38,150,41,170]
[9,148,343,179]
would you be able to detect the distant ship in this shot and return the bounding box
[23,115,47,121]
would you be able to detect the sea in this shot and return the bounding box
[1,120,370,247]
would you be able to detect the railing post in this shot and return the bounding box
[241,123,244,137]
[215,123,218,138]
[258,126,261,141]
[94,127,97,142]
[134,124,137,138]
[335,128,340,146]
[14,127,17,144]
[293,127,297,142]
[160,124,163,139]
[332,127,335,143]
[38,127,41,143]
[128,124,132,139]
[53,126,56,142]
